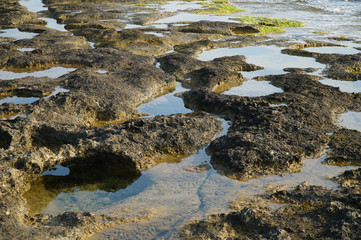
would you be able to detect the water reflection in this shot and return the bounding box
[198,45,325,77]
[0,28,38,40]
[338,111,361,132]
[0,67,77,80]
[320,79,361,93]
[224,79,283,97]
[137,83,192,116]
[24,162,141,215]
[305,46,360,54]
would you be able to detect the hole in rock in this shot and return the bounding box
[0,129,12,149]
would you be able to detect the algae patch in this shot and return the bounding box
[193,0,246,15]
[233,16,305,35]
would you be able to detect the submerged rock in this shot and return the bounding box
[181,183,361,240]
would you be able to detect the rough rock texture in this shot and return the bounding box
[1,0,361,239]
[181,183,361,240]
[181,73,361,180]
[282,45,361,80]
[333,168,361,191]
[158,53,262,92]
[326,128,361,166]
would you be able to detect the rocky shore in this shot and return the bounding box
[0,0,360,239]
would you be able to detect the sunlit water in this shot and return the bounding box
[137,83,192,116]
[0,86,69,105]
[19,0,67,31]
[224,79,283,97]
[14,0,361,238]
[0,28,38,40]
[339,111,361,132]
[0,67,77,80]
[198,45,325,77]
[320,78,361,93]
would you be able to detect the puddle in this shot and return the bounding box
[270,103,287,108]
[137,83,192,116]
[44,86,69,99]
[320,79,361,93]
[0,28,38,40]
[0,96,39,105]
[198,45,325,77]
[305,46,361,54]
[39,17,67,32]
[338,111,361,132]
[19,0,67,32]
[23,112,356,238]
[42,165,70,176]
[23,161,141,215]
[0,86,68,105]
[144,31,165,37]
[91,153,355,239]
[96,70,109,74]
[124,24,143,29]
[19,0,44,13]
[0,67,77,80]
[223,79,283,97]
[17,48,35,52]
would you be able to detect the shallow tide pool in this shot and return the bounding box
[16,0,361,238]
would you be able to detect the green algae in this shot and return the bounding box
[193,0,246,14]
[235,16,305,28]
[232,16,305,35]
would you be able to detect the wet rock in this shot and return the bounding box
[182,183,361,239]
[333,168,361,191]
[158,53,262,91]
[181,73,361,180]
[326,128,361,166]
[176,21,260,36]
[186,66,244,92]
[317,53,361,80]
[0,0,46,27]
[0,113,222,239]
[283,67,319,73]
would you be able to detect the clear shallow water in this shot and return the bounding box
[17,48,35,52]
[0,87,69,105]
[224,79,283,96]
[0,67,77,80]
[320,79,361,93]
[15,0,361,238]
[0,28,38,40]
[339,111,361,132]
[233,0,361,40]
[137,83,192,116]
[305,46,361,54]
[19,0,67,31]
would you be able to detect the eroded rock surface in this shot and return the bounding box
[1,0,361,239]
[181,73,361,180]
[181,183,361,240]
